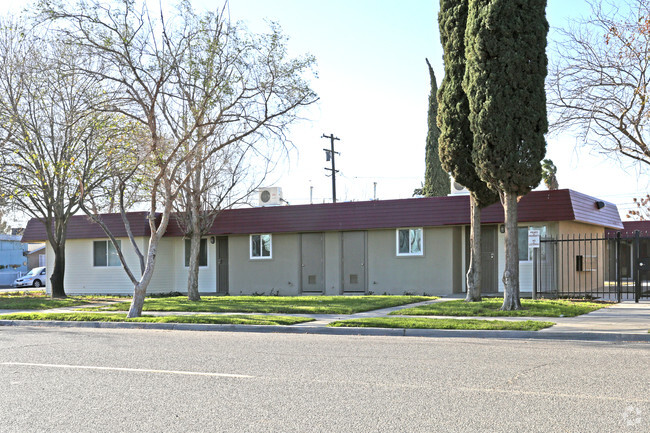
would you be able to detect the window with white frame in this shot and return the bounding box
[250,234,272,259]
[93,240,121,267]
[396,228,423,256]
[518,226,547,261]
[184,238,208,267]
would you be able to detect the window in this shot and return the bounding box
[184,238,208,267]
[396,228,423,256]
[518,226,547,261]
[250,234,272,259]
[93,240,121,267]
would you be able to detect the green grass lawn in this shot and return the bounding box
[392,298,609,317]
[0,291,96,310]
[92,295,437,314]
[329,317,554,331]
[0,312,313,326]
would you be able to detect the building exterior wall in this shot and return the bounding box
[228,233,301,295]
[451,227,463,293]
[0,239,27,271]
[42,218,613,297]
[496,221,560,292]
[46,236,220,295]
[225,228,460,296]
[146,237,177,293]
[27,250,46,269]
[47,237,145,295]
[323,232,342,295]
[367,227,455,296]
[553,221,607,295]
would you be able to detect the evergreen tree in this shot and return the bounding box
[423,58,450,197]
[541,159,558,190]
[438,0,497,301]
[464,0,549,310]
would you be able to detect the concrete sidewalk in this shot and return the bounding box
[0,298,648,342]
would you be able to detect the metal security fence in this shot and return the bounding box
[535,231,650,302]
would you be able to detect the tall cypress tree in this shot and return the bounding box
[438,0,497,301]
[423,58,450,197]
[464,0,549,310]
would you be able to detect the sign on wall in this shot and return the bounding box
[528,229,541,248]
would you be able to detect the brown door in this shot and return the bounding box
[301,233,325,294]
[481,226,498,292]
[216,237,228,294]
[342,231,367,293]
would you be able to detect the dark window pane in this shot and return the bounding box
[185,238,208,266]
[251,235,261,257]
[398,230,409,254]
[93,241,107,267]
[199,238,208,266]
[518,227,529,261]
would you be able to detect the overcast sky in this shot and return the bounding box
[2,0,646,222]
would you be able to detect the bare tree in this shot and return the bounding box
[548,0,650,167]
[0,19,119,297]
[174,139,276,300]
[163,5,315,301]
[40,0,317,316]
[627,194,650,220]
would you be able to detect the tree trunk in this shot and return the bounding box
[501,191,521,310]
[187,229,202,301]
[50,242,66,298]
[127,283,147,318]
[126,232,161,318]
[465,195,482,302]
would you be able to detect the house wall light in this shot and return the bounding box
[595,201,605,210]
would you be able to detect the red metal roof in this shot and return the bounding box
[22,212,153,242]
[605,220,650,238]
[22,189,623,242]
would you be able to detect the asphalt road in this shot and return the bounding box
[0,327,648,433]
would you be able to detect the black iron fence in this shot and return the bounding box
[535,231,650,302]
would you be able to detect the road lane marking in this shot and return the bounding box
[1,362,254,378]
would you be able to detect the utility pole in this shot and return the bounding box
[322,133,340,203]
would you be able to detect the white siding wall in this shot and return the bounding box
[171,237,217,293]
[46,236,219,295]
[47,237,148,295]
[146,237,177,293]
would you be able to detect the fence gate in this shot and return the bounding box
[536,231,650,302]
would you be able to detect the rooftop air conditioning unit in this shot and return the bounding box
[450,179,470,196]
[258,187,283,206]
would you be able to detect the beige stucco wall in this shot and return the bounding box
[323,232,342,295]
[554,221,607,295]
[228,228,460,296]
[491,221,605,292]
[228,233,301,295]
[366,227,455,296]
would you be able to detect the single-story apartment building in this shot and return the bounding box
[21,189,623,296]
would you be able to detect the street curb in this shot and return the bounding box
[1,320,649,342]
